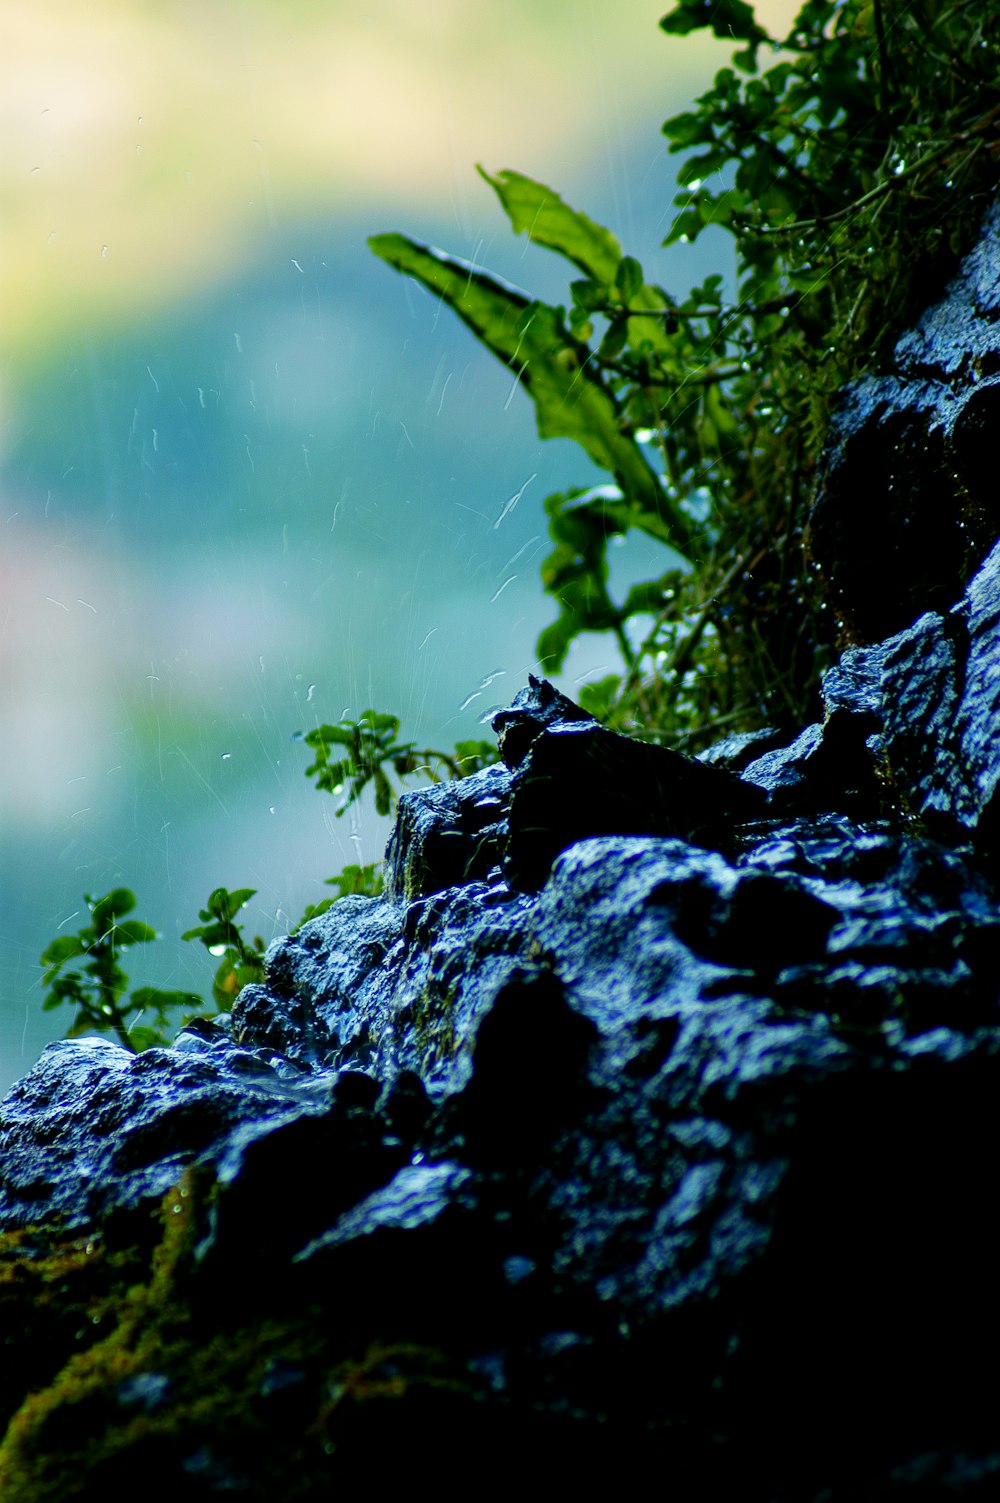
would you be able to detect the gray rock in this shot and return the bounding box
[880,538,1000,846]
[0,1032,330,1229]
[808,200,1000,641]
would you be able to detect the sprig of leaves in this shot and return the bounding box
[181,887,268,1010]
[300,712,496,817]
[40,890,200,1053]
[41,722,493,1049]
[41,886,268,1051]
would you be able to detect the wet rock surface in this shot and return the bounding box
[3,220,1000,1500]
[3,643,1000,1493]
[808,199,1000,642]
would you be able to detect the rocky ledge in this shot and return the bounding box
[2,223,1000,1499]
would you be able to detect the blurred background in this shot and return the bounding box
[0,0,793,1092]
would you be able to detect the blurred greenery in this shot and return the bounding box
[0,0,733,360]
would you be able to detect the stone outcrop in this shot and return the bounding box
[3,215,1000,1499]
[808,199,1000,642]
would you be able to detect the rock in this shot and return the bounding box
[383,761,512,901]
[879,538,1000,852]
[502,714,766,890]
[739,638,891,818]
[807,200,1000,642]
[5,206,1000,1503]
[490,672,596,767]
[3,609,1000,1493]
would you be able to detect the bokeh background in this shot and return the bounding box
[1,0,794,1092]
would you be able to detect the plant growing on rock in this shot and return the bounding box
[181,887,269,1010]
[372,0,1000,746]
[39,889,201,1053]
[37,0,1000,1052]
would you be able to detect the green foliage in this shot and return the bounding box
[369,232,693,553]
[291,865,385,932]
[371,0,1000,745]
[39,890,200,1053]
[300,711,496,818]
[41,721,490,1048]
[40,885,267,1050]
[181,887,268,1010]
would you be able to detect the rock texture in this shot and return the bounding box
[808,199,1000,642]
[3,216,1000,1500]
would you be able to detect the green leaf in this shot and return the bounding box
[570,279,608,314]
[621,579,674,616]
[130,986,202,1013]
[113,920,159,947]
[127,1026,165,1052]
[600,320,628,361]
[322,862,385,901]
[90,888,137,928]
[362,711,402,736]
[42,987,77,1011]
[452,740,497,772]
[207,887,256,923]
[676,156,710,189]
[369,233,696,556]
[536,612,578,673]
[295,899,337,928]
[663,109,711,149]
[373,765,393,818]
[614,256,644,303]
[306,723,357,749]
[577,674,623,721]
[40,935,87,968]
[659,0,769,45]
[662,215,700,248]
[477,167,622,283]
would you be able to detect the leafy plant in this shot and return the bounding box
[299,712,496,817]
[40,890,200,1053]
[40,720,486,1048]
[41,886,268,1051]
[371,0,1000,747]
[181,887,268,1010]
[291,865,386,933]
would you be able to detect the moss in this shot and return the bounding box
[0,1170,481,1498]
[0,1218,155,1434]
[0,1171,205,1498]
